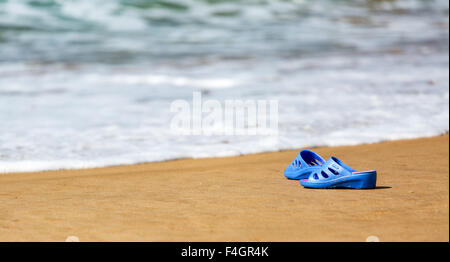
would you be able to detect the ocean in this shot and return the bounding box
[0,0,449,173]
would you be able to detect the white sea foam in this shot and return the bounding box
[0,48,448,173]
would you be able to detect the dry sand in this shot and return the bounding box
[0,135,448,242]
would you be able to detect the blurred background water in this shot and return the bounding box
[0,0,448,172]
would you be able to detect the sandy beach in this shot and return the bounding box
[0,134,448,242]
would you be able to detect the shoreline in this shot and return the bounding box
[0,135,448,241]
[2,133,448,175]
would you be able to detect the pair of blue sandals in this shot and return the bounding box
[284,150,377,189]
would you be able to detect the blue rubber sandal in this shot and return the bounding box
[284,150,326,180]
[300,156,377,189]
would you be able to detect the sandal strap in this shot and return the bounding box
[308,157,355,181]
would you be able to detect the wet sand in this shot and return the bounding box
[0,135,448,242]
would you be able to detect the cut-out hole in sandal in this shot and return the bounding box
[313,173,319,180]
[328,168,339,175]
[292,160,301,168]
[321,171,329,178]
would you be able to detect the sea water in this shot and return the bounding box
[0,0,448,172]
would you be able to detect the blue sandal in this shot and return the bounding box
[284,150,326,180]
[300,156,377,189]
